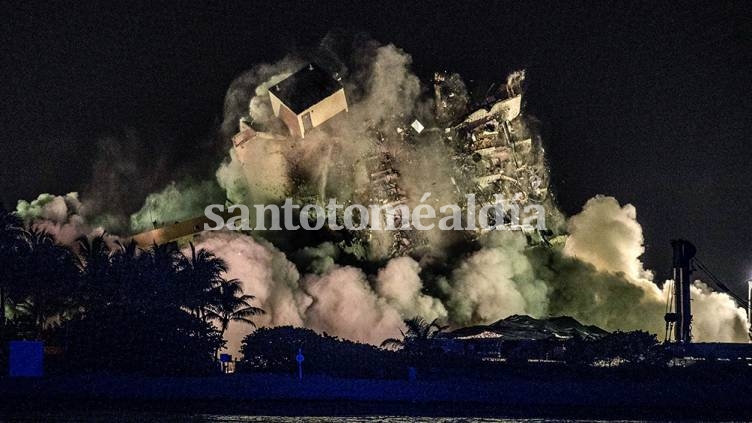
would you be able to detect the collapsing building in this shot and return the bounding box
[222,63,560,257]
[364,151,417,257]
[131,64,559,255]
[445,71,552,228]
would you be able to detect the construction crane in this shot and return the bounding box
[664,239,751,343]
[664,240,696,343]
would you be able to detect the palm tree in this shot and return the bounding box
[177,243,228,319]
[204,279,264,337]
[14,229,79,336]
[0,207,29,335]
[76,234,115,310]
[381,317,448,351]
[110,240,160,312]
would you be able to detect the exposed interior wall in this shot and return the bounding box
[268,91,283,116]
[270,88,348,138]
[278,103,302,138]
[304,88,348,129]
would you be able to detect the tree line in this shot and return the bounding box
[0,208,263,375]
[238,318,675,380]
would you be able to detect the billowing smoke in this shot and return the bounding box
[375,257,447,323]
[346,43,423,128]
[15,192,120,249]
[302,266,403,346]
[220,56,303,139]
[442,231,549,326]
[187,231,407,352]
[129,179,225,232]
[184,231,306,354]
[16,37,750,354]
[563,196,652,281]
[690,282,749,342]
[551,196,747,342]
[17,193,97,245]
[215,149,253,205]
[194,196,749,354]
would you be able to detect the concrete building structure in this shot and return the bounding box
[269,63,348,138]
[130,208,242,248]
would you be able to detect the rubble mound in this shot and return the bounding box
[448,314,608,341]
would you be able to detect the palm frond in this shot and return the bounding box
[380,338,404,349]
[233,306,265,317]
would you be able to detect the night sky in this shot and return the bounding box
[2,2,751,292]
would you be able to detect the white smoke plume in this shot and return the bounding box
[345,43,423,129]
[375,257,447,323]
[189,231,407,353]
[15,192,115,248]
[129,180,225,232]
[206,41,457,264]
[21,192,749,353]
[217,137,292,206]
[190,194,748,355]
[563,196,652,281]
[555,196,748,342]
[187,231,306,354]
[215,148,253,205]
[443,231,549,326]
[690,282,749,342]
[302,266,403,345]
[221,56,303,137]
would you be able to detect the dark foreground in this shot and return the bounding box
[1,372,750,420]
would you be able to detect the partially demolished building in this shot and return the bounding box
[445,71,553,230]
[224,65,559,257]
[130,64,558,253]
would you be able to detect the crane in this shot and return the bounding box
[663,240,751,343]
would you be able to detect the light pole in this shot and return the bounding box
[296,348,304,381]
[747,280,752,341]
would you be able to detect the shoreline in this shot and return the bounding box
[3,398,748,420]
[2,372,750,419]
